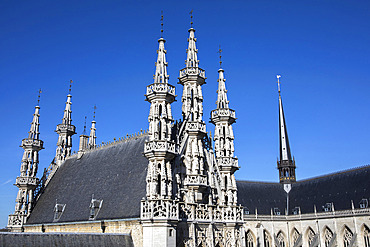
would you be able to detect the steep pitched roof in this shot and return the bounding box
[27,135,148,224]
[236,165,370,215]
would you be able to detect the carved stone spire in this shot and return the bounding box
[88,106,97,149]
[8,94,44,231]
[144,34,176,199]
[55,81,76,167]
[276,75,296,184]
[141,17,179,247]
[178,25,210,204]
[210,64,238,206]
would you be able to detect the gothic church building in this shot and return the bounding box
[5,23,370,247]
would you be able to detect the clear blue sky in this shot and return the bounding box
[1,0,369,228]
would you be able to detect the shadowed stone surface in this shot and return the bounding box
[0,232,133,247]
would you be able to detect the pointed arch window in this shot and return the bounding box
[364,225,370,247]
[245,230,254,247]
[264,230,271,247]
[343,226,354,247]
[324,227,334,247]
[276,231,286,247]
[307,227,315,246]
[292,228,300,246]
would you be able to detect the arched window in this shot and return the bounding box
[264,230,271,247]
[245,230,254,247]
[276,231,286,247]
[307,227,315,246]
[364,225,370,247]
[343,226,353,247]
[292,228,300,246]
[324,227,333,247]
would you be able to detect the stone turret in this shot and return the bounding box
[55,82,76,167]
[276,75,296,184]
[141,21,178,247]
[178,27,210,204]
[210,66,239,206]
[8,94,44,231]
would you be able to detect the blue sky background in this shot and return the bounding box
[0,0,369,227]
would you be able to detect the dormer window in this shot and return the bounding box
[292,207,300,215]
[244,207,250,215]
[273,207,281,215]
[322,202,333,212]
[89,197,103,220]
[359,198,369,208]
[54,203,66,222]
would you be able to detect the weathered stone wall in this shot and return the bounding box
[243,212,370,247]
[0,232,134,247]
[23,219,143,247]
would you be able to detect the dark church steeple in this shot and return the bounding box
[276,75,296,184]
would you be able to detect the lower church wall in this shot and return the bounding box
[243,213,369,247]
[23,218,143,247]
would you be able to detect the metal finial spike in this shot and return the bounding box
[83,116,87,134]
[37,88,42,106]
[160,11,164,38]
[218,46,223,68]
[93,105,97,120]
[190,10,193,28]
[276,75,281,94]
[69,80,73,93]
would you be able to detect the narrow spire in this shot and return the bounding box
[89,106,97,149]
[277,75,296,183]
[278,76,292,161]
[186,24,199,68]
[83,116,87,135]
[29,91,42,140]
[216,67,229,110]
[153,35,169,84]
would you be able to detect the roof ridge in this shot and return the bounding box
[297,164,370,183]
[69,129,149,158]
[236,180,280,185]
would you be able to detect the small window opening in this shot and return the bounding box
[292,207,300,215]
[244,207,250,215]
[169,229,174,237]
[273,207,281,215]
[360,198,369,208]
[89,196,103,220]
[322,202,333,212]
[53,202,66,222]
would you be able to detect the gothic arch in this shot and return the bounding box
[291,227,301,246]
[341,225,354,247]
[362,224,370,247]
[276,230,286,247]
[305,227,316,246]
[322,226,334,247]
[263,229,272,247]
[245,229,256,247]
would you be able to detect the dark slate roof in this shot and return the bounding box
[0,232,134,247]
[27,135,148,224]
[237,165,370,215]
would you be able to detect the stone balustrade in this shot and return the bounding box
[7,214,26,227]
[144,140,177,154]
[179,67,206,79]
[179,203,244,223]
[56,124,76,133]
[243,207,370,221]
[141,199,179,220]
[211,108,236,119]
[184,174,207,186]
[16,176,38,186]
[146,83,176,96]
[186,121,206,133]
[21,139,44,149]
[218,157,239,168]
